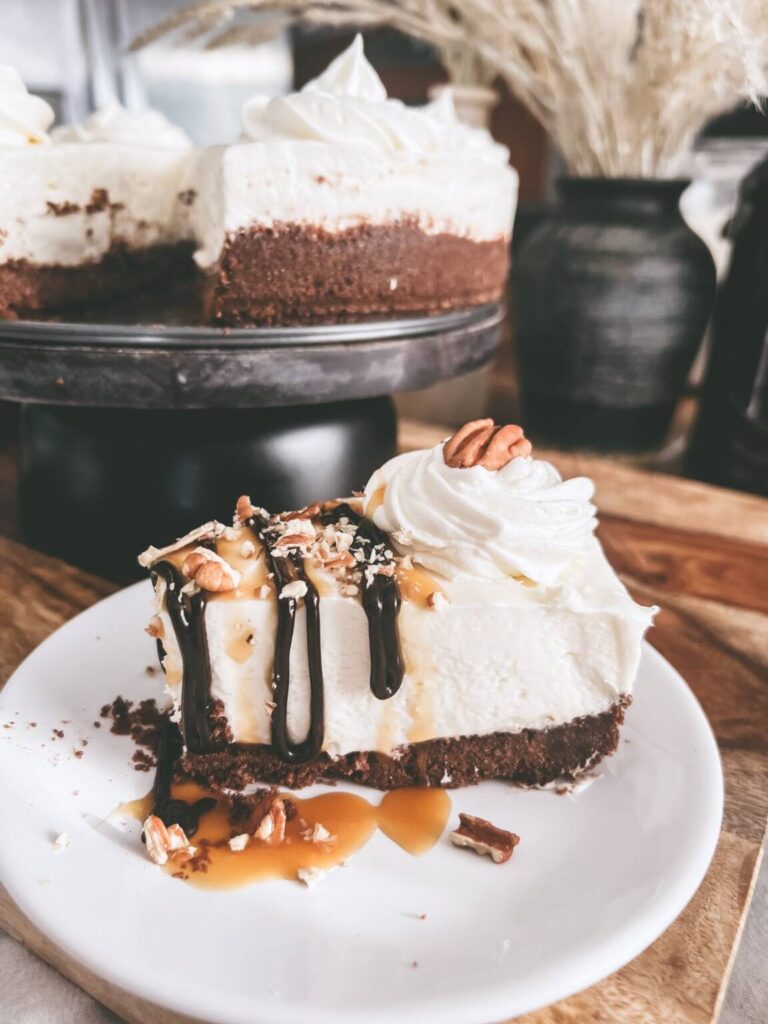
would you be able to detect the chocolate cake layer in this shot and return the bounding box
[183,698,630,792]
[201,221,510,327]
[0,243,193,320]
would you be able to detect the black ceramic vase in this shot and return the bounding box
[686,155,768,496]
[513,177,716,452]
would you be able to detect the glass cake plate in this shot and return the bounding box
[0,580,723,1024]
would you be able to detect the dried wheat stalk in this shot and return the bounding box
[131,0,768,176]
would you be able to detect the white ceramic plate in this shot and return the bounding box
[0,582,722,1024]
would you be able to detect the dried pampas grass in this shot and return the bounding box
[132,0,768,176]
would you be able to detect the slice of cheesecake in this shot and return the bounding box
[139,421,654,791]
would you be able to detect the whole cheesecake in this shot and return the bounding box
[185,35,518,325]
[139,421,654,791]
[0,68,192,319]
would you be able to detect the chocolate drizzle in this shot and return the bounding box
[150,499,404,768]
[152,561,214,755]
[250,512,325,764]
[328,504,404,700]
[149,718,215,838]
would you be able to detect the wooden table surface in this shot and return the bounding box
[1,418,767,1024]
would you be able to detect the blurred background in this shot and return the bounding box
[2,0,768,510]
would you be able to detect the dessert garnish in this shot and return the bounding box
[443,419,532,469]
[449,814,520,864]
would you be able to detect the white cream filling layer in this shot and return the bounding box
[156,537,653,757]
[185,141,518,269]
[0,143,189,266]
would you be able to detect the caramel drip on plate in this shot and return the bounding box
[124,779,451,890]
[250,512,325,764]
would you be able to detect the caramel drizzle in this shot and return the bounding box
[152,561,215,755]
[326,503,404,700]
[249,512,325,763]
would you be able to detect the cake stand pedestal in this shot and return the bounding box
[0,306,502,579]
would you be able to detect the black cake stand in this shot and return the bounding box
[0,304,503,579]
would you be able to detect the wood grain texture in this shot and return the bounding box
[0,421,766,1024]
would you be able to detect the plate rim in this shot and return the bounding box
[0,581,724,1024]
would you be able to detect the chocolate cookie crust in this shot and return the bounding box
[183,698,630,792]
[201,221,509,327]
[0,243,192,320]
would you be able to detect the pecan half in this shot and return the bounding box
[443,419,532,470]
[181,547,241,593]
[449,813,519,864]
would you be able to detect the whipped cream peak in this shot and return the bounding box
[241,36,509,165]
[304,33,387,103]
[363,438,597,586]
[0,65,54,146]
[52,101,192,150]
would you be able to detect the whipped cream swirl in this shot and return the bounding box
[363,442,597,586]
[241,35,508,165]
[0,65,54,146]
[52,101,192,150]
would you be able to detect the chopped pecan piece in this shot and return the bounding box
[181,547,241,592]
[284,502,326,521]
[253,797,287,845]
[235,495,258,523]
[143,815,197,866]
[449,813,519,864]
[145,615,164,639]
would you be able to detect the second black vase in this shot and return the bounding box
[513,177,716,452]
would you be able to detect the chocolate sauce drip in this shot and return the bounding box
[328,504,404,700]
[149,718,215,839]
[250,513,325,764]
[152,561,215,755]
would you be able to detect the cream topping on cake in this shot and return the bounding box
[52,101,192,150]
[364,425,597,587]
[185,36,518,268]
[0,65,54,146]
[242,34,508,165]
[0,75,191,268]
